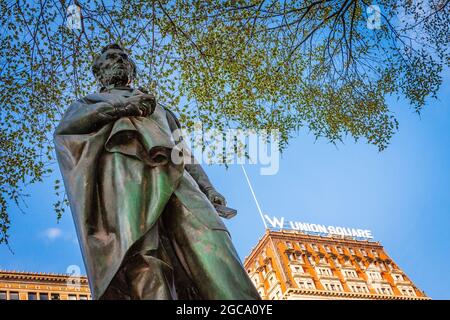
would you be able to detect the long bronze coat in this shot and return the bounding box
[54,88,259,300]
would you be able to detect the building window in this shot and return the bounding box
[350,284,369,293]
[269,289,282,300]
[399,286,416,296]
[299,243,306,250]
[251,273,260,287]
[275,290,281,299]
[0,291,6,300]
[27,292,37,300]
[344,270,358,278]
[261,250,267,259]
[375,285,393,295]
[68,294,77,300]
[317,267,332,276]
[291,265,303,274]
[393,274,404,281]
[372,250,379,257]
[329,284,337,291]
[336,246,343,254]
[324,245,331,253]
[312,244,319,251]
[286,253,294,261]
[286,242,293,249]
[297,280,306,289]
[39,293,49,300]
[349,248,355,254]
[297,279,315,289]
[322,280,343,292]
[333,257,340,267]
[381,287,392,295]
[51,293,60,300]
[368,271,382,280]
[361,249,367,256]
[9,292,19,300]
[295,253,304,263]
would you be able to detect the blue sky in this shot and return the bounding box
[1,72,449,299]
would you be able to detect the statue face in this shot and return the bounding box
[94,48,135,87]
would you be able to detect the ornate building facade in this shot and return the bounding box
[244,230,429,300]
[0,270,91,300]
[0,230,430,301]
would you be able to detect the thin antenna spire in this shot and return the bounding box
[241,165,268,229]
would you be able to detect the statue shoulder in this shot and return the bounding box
[66,93,102,109]
[82,92,111,104]
[66,92,119,113]
[162,105,182,130]
[60,92,108,124]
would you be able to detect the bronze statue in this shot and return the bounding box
[54,43,260,300]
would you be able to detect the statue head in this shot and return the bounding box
[92,43,137,88]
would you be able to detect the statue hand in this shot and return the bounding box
[205,188,227,206]
[99,102,143,118]
[125,93,156,117]
[115,102,147,117]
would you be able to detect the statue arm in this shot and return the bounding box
[55,95,151,135]
[185,155,227,206]
[184,155,216,195]
[165,107,225,204]
[55,99,121,135]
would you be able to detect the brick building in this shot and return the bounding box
[244,229,429,300]
[0,270,91,300]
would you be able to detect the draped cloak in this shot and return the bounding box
[54,90,229,299]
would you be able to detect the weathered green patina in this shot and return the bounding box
[54,44,260,300]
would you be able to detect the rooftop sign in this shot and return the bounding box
[264,215,374,240]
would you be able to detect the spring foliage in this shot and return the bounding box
[0,0,448,243]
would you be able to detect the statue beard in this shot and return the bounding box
[100,64,133,88]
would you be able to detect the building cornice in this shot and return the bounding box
[0,270,89,285]
[244,230,271,264]
[271,230,383,248]
[244,230,384,266]
[284,288,431,300]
